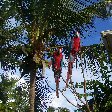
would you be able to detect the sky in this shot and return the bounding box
[82,17,112,46]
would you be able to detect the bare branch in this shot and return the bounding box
[61,76,86,105]
[80,52,90,112]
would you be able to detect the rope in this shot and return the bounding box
[80,49,90,112]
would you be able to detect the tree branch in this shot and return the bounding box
[61,76,86,105]
[80,52,90,112]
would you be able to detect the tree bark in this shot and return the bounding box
[29,68,36,112]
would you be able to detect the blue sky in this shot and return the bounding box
[82,17,112,46]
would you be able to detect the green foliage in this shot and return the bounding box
[47,106,55,112]
[58,107,70,112]
[0,74,29,112]
[0,0,110,79]
[0,0,111,112]
[1,0,110,74]
[76,44,112,112]
[47,106,70,112]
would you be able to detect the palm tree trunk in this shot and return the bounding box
[29,68,36,112]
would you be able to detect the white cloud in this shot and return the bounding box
[47,91,76,112]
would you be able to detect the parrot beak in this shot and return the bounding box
[59,48,62,53]
[76,32,80,37]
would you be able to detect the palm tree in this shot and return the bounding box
[0,0,110,112]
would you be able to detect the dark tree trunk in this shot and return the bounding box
[29,68,36,112]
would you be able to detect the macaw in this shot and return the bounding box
[66,32,80,87]
[52,48,63,98]
[71,31,81,56]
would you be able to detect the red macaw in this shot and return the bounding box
[71,32,81,56]
[66,32,80,87]
[52,48,63,98]
[53,48,63,71]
